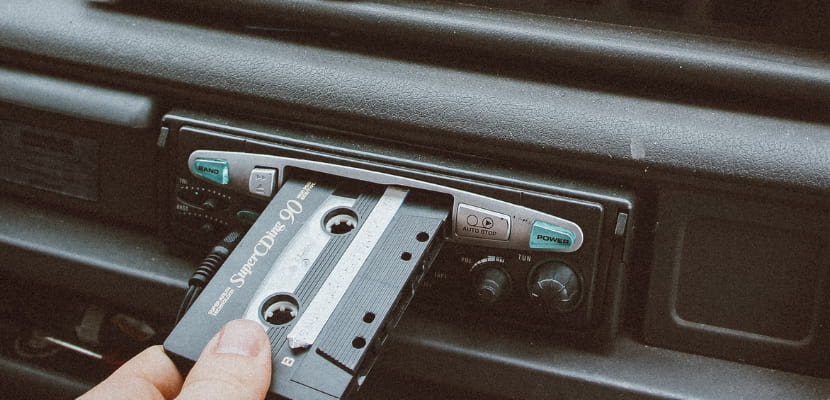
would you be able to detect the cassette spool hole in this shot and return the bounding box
[261,295,300,326]
[416,232,430,242]
[363,312,376,323]
[324,208,358,235]
[352,337,367,349]
[401,252,412,261]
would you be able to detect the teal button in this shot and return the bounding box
[529,221,576,250]
[193,158,229,185]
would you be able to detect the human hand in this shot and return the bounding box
[78,319,272,400]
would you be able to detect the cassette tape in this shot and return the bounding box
[164,171,450,399]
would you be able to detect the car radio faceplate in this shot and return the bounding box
[160,111,634,342]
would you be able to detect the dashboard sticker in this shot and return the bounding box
[0,120,99,201]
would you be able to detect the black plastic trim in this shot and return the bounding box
[137,0,830,104]
[0,354,91,400]
[0,196,193,319]
[377,316,830,400]
[0,1,827,193]
[0,66,157,128]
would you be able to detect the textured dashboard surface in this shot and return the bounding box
[0,0,827,193]
[2,1,830,399]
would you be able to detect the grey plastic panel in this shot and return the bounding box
[0,66,156,128]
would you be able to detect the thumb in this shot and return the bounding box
[176,319,272,400]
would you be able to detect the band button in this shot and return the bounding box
[193,158,229,185]
[529,221,576,250]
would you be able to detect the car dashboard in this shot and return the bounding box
[0,0,828,399]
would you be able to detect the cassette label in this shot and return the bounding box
[165,172,449,399]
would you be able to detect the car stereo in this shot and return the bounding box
[159,110,636,344]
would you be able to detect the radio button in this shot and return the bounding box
[456,204,510,241]
[236,210,261,226]
[177,185,208,205]
[193,158,229,185]
[249,167,277,197]
[529,221,576,250]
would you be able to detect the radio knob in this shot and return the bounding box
[470,257,510,305]
[201,197,220,210]
[177,185,228,211]
[528,262,581,313]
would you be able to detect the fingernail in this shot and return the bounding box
[215,319,265,357]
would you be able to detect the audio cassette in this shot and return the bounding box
[164,171,450,399]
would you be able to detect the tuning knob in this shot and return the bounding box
[470,256,511,305]
[528,261,581,313]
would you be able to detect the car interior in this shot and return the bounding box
[1,0,828,398]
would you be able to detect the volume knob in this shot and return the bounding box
[470,256,511,306]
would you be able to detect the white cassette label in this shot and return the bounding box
[286,186,409,349]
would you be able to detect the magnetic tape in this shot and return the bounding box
[165,171,450,399]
